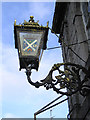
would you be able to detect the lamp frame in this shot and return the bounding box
[14,16,49,70]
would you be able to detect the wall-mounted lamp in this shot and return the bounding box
[14,16,90,97]
[14,16,49,71]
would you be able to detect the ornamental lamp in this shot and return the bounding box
[14,16,90,99]
[14,16,49,71]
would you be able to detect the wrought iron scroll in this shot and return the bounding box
[26,62,90,96]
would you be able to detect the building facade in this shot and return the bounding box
[52,2,90,119]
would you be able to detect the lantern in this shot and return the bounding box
[14,16,49,71]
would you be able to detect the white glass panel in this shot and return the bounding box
[19,31,44,57]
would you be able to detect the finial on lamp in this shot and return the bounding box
[29,16,34,22]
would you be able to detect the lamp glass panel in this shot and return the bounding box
[19,31,44,57]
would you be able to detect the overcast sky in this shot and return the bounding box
[1,1,68,119]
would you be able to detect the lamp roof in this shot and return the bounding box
[14,16,49,50]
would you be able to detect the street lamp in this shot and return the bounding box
[14,16,90,97]
[14,16,49,71]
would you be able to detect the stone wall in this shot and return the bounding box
[60,2,90,119]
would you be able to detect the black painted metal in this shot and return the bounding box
[26,62,90,96]
[34,95,68,120]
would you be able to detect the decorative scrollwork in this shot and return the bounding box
[26,62,90,96]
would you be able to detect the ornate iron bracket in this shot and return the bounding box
[26,63,90,96]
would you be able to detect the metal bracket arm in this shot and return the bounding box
[26,62,90,96]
